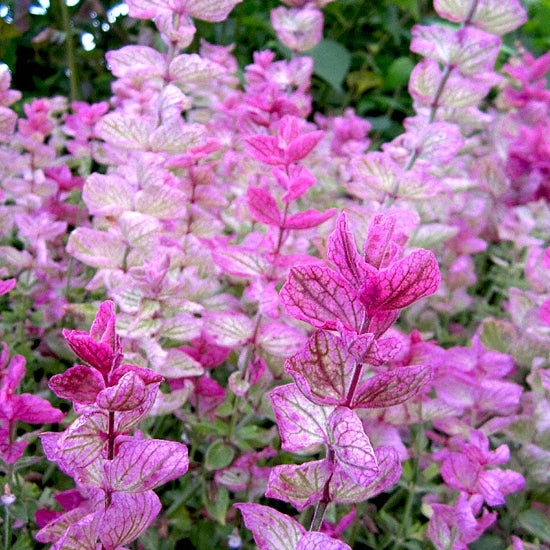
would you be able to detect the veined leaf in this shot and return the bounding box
[106,46,166,78]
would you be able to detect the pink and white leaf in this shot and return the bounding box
[270,383,332,451]
[359,249,440,313]
[119,211,161,249]
[411,26,501,75]
[281,265,365,331]
[213,245,269,278]
[285,130,325,164]
[0,106,16,136]
[352,365,432,409]
[83,173,134,216]
[328,212,375,286]
[95,112,152,150]
[329,447,401,504]
[135,184,188,219]
[284,208,337,230]
[245,135,286,165]
[67,228,126,269]
[54,412,109,471]
[266,459,333,510]
[327,407,378,487]
[247,187,282,226]
[434,0,526,35]
[49,365,105,404]
[106,439,188,492]
[169,53,225,83]
[106,46,166,78]
[235,503,304,550]
[149,122,205,153]
[273,165,316,202]
[257,322,306,357]
[203,312,254,347]
[100,491,161,549]
[271,6,324,53]
[155,348,204,378]
[285,330,353,406]
[96,371,147,412]
[297,532,352,550]
[184,0,243,22]
[351,152,401,196]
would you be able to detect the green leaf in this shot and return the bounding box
[385,56,415,89]
[205,441,235,471]
[203,486,230,525]
[479,319,516,354]
[310,39,351,91]
[519,509,550,543]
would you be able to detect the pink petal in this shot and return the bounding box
[0,278,15,296]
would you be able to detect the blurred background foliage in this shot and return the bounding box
[0,0,545,142]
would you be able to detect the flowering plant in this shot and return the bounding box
[0,0,548,548]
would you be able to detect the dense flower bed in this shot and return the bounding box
[1,0,550,548]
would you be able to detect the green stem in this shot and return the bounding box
[309,500,329,532]
[3,503,10,550]
[385,0,480,208]
[58,0,79,102]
